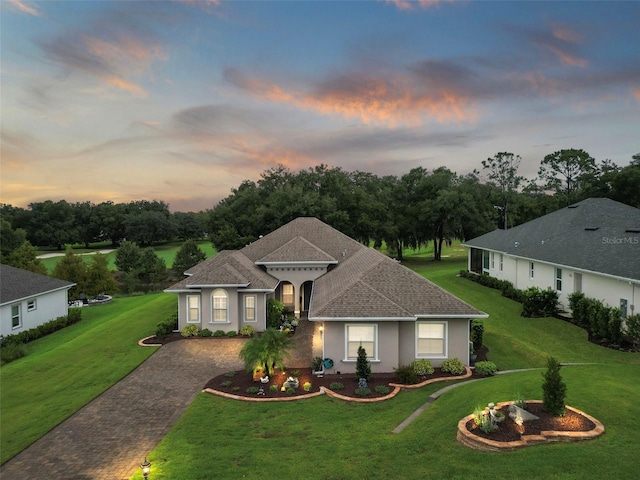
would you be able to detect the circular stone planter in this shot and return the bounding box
[457,400,605,452]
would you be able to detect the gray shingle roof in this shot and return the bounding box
[167,217,486,319]
[464,198,640,281]
[0,264,75,305]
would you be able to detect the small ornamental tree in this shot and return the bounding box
[239,328,293,377]
[356,345,371,382]
[542,356,566,417]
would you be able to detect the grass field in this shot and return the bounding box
[0,293,177,464]
[128,242,640,479]
[38,240,216,273]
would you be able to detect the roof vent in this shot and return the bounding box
[584,227,599,231]
[568,204,580,209]
[626,228,640,233]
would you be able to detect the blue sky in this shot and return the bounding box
[1,0,639,211]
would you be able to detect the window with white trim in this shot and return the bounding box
[11,304,21,329]
[27,300,37,311]
[244,295,256,322]
[346,324,377,360]
[282,283,294,306]
[212,289,228,322]
[530,262,535,279]
[483,251,490,272]
[499,254,504,272]
[490,252,495,269]
[555,268,562,291]
[186,295,200,323]
[416,321,447,357]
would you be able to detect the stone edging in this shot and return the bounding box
[138,336,162,347]
[202,368,470,403]
[203,387,325,402]
[389,366,473,389]
[456,400,605,451]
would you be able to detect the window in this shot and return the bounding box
[555,268,563,291]
[11,304,21,329]
[282,284,294,306]
[186,295,200,323]
[530,262,535,279]
[483,251,490,271]
[490,252,495,269]
[416,321,447,357]
[499,254,504,272]
[346,324,376,360]
[27,299,37,311]
[212,289,228,322]
[244,295,256,322]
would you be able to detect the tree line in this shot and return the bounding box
[1,149,638,266]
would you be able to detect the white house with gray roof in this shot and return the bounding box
[463,198,640,317]
[166,217,487,372]
[0,264,75,337]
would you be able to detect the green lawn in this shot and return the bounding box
[38,240,216,273]
[0,293,177,464]
[129,247,640,479]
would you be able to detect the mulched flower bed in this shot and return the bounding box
[204,367,474,399]
[465,402,596,442]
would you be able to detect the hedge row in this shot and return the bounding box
[1,309,83,346]
[568,292,624,344]
[459,271,558,318]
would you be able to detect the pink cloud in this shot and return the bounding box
[8,0,40,17]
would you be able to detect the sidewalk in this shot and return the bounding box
[0,340,244,480]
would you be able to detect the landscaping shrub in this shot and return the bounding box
[568,292,589,328]
[224,371,236,378]
[374,385,390,395]
[181,324,199,337]
[0,343,27,365]
[220,380,232,388]
[521,287,559,317]
[198,328,212,337]
[1,311,83,347]
[354,387,371,397]
[286,387,295,395]
[213,330,226,337]
[226,330,237,337]
[394,364,418,384]
[232,386,240,392]
[411,359,434,376]
[311,356,323,372]
[269,384,278,393]
[267,298,285,329]
[471,319,484,351]
[246,386,259,394]
[441,358,465,375]
[303,381,312,392]
[625,314,640,344]
[155,314,177,338]
[474,361,498,376]
[239,325,255,336]
[329,382,344,390]
[291,370,301,377]
[542,356,566,417]
[355,345,371,382]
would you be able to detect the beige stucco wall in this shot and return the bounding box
[321,318,472,374]
[179,288,272,333]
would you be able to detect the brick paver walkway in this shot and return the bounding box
[0,339,245,480]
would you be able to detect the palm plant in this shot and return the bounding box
[238,328,294,377]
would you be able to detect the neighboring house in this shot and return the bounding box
[166,217,487,373]
[463,198,640,316]
[0,264,75,337]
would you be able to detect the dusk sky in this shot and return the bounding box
[1,0,639,212]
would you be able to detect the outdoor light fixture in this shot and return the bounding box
[141,457,151,479]
[319,324,324,333]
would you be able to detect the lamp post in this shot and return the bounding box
[141,457,151,479]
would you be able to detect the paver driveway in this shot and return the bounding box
[0,339,245,480]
